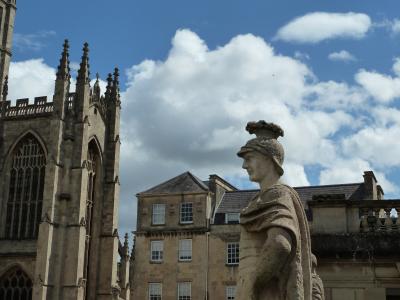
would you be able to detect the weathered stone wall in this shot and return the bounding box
[208,224,240,300]
[137,192,210,232]
[131,233,209,299]
[319,260,397,300]
[0,256,36,281]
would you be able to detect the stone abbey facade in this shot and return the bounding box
[0,1,126,299]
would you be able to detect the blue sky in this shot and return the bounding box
[14,1,400,85]
[10,1,400,233]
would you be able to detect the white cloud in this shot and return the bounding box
[328,50,356,62]
[319,158,397,193]
[121,29,368,201]
[342,124,400,167]
[373,18,400,37]
[121,29,400,202]
[70,61,80,73]
[393,58,400,76]
[282,162,310,186]
[14,31,56,52]
[10,29,400,232]
[294,51,310,61]
[275,12,371,43]
[392,19,400,34]
[355,69,400,103]
[7,59,108,102]
[8,59,55,101]
[308,81,367,110]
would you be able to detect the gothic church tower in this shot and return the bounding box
[0,3,123,299]
[0,0,15,92]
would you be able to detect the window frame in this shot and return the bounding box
[226,242,240,266]
[148,282,162,300]
[0,267,33,300]
[152,203,166,225]
[226,285,236,300]
[3,134,46,240]
[150,240,164,262]
[178,239,192,262]
[177,282,191,300]
[225,213,240,224]
[180,203,193,224]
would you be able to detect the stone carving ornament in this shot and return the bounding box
[236,121,323,300]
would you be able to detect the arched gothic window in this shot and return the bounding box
[83,143,99,299]
[0,267,33,300]
[5,134,46,239]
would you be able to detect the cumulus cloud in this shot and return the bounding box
[8,59,56,101]
[355,69,400,103]
[328,50,356,62]
[9,29,400,232]
[275,12,371,43]
[121,29,371,203]
[342,124,400,167]
[393,58,400,76]
[307,81,367,110]
[319,158,396,193]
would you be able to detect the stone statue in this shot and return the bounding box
[236,120,320,300]
[311,254,325,300]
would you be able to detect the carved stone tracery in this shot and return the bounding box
[5,134,46,239]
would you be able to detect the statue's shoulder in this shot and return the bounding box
[257,184,300,210]
[261,183,292,200]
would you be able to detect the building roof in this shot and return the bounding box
[138,171,209,195]
[215,182,365,215]
[295,183,364,203]
[217,190,258,213]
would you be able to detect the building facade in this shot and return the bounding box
[0,3,124,299]
[131,171,400,300]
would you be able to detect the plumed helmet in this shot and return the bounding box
[237,120,285,176]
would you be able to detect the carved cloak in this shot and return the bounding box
[237,184,312,300]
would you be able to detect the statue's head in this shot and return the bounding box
[237,121,284,182]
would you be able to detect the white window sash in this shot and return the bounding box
[150,241,164,262]
[149,283,162,300]
[226,242,239,265]
[179,239,192,261]
[180,203,193,224]
[226,285,236,300]
[152,204,166,225]
[178,282,191,299]
[225,213,240,224]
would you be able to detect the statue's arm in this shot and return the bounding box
[254,226,292,291]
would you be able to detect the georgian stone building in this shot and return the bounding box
[131,171,400,300]
[0,2,125,299]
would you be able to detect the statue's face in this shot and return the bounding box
[241,151,275,183]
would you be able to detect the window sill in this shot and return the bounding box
[226,263,239,267]
[149,260,163,264]
[179,221,194,225]
[178,259,192,262]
